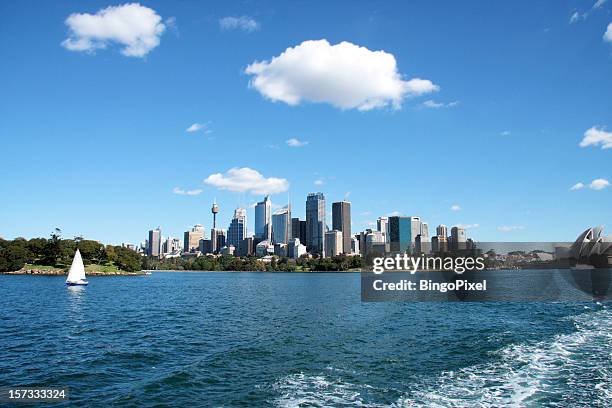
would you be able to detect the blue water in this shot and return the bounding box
[0,272,610,407]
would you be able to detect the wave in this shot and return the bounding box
[271,308,611,407]
[396,307,611,407]
[272,371,385,408]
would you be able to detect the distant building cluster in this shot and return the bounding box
[137,193,476,260]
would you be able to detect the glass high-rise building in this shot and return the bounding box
[227,208,247,248]
[388,216,422,253]
[332,201,351,254]
[272,206,291,245]
[306,192,325,255]
[291,218,306,243]
[254,196,272,240]
[147,228,162,257]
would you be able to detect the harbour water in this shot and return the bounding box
[0,272,610,407]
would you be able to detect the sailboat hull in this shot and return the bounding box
[66,280,88,286]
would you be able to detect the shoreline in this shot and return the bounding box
[1,269,146,276]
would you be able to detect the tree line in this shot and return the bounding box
[0,229,142,272]
[143,254,363,272]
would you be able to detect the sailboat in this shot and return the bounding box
[66,249,88,286]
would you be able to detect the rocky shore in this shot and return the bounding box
[1,268,146,276]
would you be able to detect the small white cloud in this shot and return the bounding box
[422,100,459,109]
[286,138,309,147]
[173,187,203,196]
[387,210,402,217]
[570,182,585,190]
[589,178,610,190]
[361,211,372,216]
[605,23,612,43]
[186,123,205,132]
[579,126,612,149]
[497,225,525,232]
[365,220,376,227]
[314,179,324,186]
[267,144,280,149]
[570,11,582,24]
[62,3,166,57]
[204,167,289,195]
[456,223,479,229]
[245,39,438,111]
[500,130,511,136]
[219,16,260,32]
[594,0,608,9]
[450,204,461,212]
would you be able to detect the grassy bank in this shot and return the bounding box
[2,263,144,276]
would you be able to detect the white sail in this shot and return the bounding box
[66,249,87,283]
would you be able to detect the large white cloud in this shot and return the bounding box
[204,167,289,195]
[579,126,612,149]
[605,23,612,43]
[62,3,166,57]
[245,39,439,110]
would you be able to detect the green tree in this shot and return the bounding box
[113,246,143,272]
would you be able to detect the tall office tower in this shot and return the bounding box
[227,208,247,248]
[147,228,162,257]
[410,217,422,244]
[325,230,343,258]
[199,238,212,254]
[210,229,226,253]
[291,218,307,243]
[237,237,254,257]
[436,224,448,238]
[291,218,301,240]
[254,195,272,240]
[451,226,467,251]
[431,236,440,253]
[351,236,360,255]
[332,201,351,254]
[420,222,429,241]
[306,192,326,255]
[388,216,414,253]
[272,206,292,244]
[377,216,389,240]
[184,224,204,253]
[365,230,387,256]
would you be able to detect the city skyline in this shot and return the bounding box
[139,192,476,259]
[1,1,611,245]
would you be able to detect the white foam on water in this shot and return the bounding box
[395,308,612,407]
[271,370,385,408]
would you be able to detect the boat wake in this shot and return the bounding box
[397,307,611,407]
[271,308,611,407]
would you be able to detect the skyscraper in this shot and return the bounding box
[227,208,247,248]
[388,217,415,253]
[272,206,291,244]
[325,230,343,258]
[254,195,272,240]
[450,226,466,251]
[332,201,351,254]
[436,224,448,238]
[306,192,326,255]
[147,228,162,257]
[377,216,389,241]
[184,224,204,253]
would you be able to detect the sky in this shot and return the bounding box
[0,0,611,245]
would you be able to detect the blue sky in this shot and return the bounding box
[0,0,611,245]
